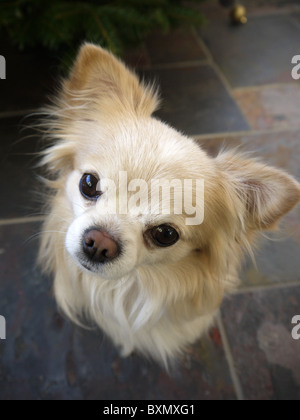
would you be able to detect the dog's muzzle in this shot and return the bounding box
[82,228,120,264]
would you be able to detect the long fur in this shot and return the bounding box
[38,43,300,367]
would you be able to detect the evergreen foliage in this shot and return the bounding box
[0,0,206,55]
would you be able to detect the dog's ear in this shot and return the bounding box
[216,152,300,231]
[63,42,159,117]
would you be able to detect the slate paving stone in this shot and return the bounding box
[145,28,207,65]
[198,15,300,87]
[221,286,300,400]
[123,44,151,70]
[233,84,300,130]
[243,0,299,8]
[143,65,250,135]
[0,117,42,219]
[0,46,58,113]
[197,130,300,181]
[0,223,236,400]
[241,236,300,288]
[197,0,299,17]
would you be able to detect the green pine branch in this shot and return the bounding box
[0,0,207,56]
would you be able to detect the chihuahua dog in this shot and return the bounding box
[39,43,300,366]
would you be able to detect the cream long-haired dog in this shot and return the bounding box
[39,43,300,366]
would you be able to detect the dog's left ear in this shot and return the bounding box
[216,152,300,231]
[62,42,159,117]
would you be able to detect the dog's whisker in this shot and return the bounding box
[23,230,68,246]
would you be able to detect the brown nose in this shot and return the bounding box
[83,229,120,264]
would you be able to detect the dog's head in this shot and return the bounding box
[40,43,300,306]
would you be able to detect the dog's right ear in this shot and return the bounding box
[62,42,159,117]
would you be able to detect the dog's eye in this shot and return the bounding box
[80,174,101,200]
[151,225,179,247]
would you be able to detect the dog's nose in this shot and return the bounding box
[83,229,120,264]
